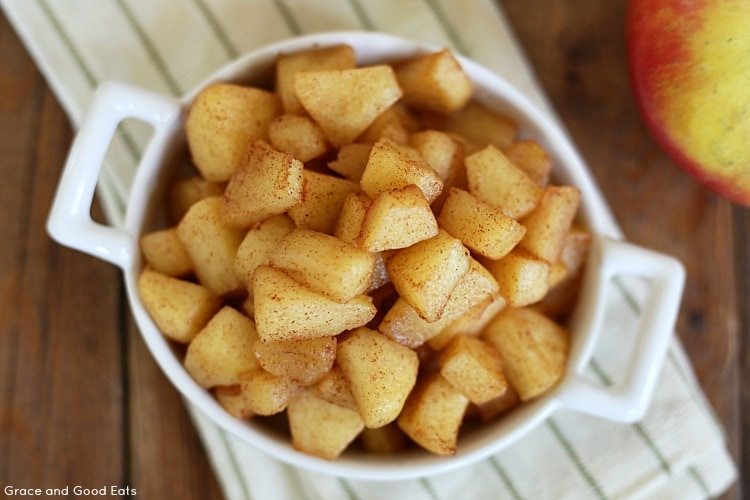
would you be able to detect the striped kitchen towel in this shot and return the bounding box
[1,0,737,498]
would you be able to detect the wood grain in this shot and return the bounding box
[737,208,749,497]
[0,2,746,498]
[0,13,124,491]
[127,318,223,499]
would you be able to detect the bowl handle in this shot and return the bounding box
[46,82,180,270]
[556,236,685,422]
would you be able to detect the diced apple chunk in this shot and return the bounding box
[140,228,193,277]
[395,49,473,114]
[439,335,507,404]
[287,171,359,234]
[270,229,375,301]
[428,294,506,350]
[288,390,364,459]
[379,259,499,347]
[483,250,551,307]
[186,84,280,182]
[441,102,518,150]
[386,230,470,322]
[295,66,403,147]
[476,386,519,422]
[335,192,371,244]
[312,366,358,411]
[234,214,295,287]
[240,369,297,415]
[337,327,418,428]
[221,139,303,228]
[252,266,375,342]
[328,144,372,182]
[360,185,439,252]
[483,308,569,401]
[397,373,469,455]
[360,138,443,202]
[504,140,552,186]
[214,385,253,419]
[357,105,413,144]
[184,307,259,388]
[520,186,581,262]
[177,196,245,296]
[360,424,408,453]
[170,176,225,222]
[410,130,463,181]
[139,268,221,343]
[466,145,542,219]
[269,114,329,162]
[276,44,356,114]
[438,188,525,259]
[254,336,336,386]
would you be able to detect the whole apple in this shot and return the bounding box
[627,0,750,205]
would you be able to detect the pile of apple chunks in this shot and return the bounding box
[138,44,590,459]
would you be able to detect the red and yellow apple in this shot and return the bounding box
[627,0,750,205]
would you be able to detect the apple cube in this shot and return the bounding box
[240,369,297,416]
[184,307,259,388]
[409,130,463,181]
[476,385,519,422]
[439,335,508,404]
[441,102,518,150]
[335,192,371,244]
[387,230,470,322]
[395,49,472,114]
[214,385,253,419]
[427,294,506,350]
[397,373,469,455]
[252,266,375,342]
[357,105,415,144]
[360,138,443,202]
[234,214,295,287]
[170,175,225,222]
[177,196,245,296]
[270,229,376,301]
[504,140,552,186]
[269,114,329,162]
[438,188,526,259]
[288,390,364,459]
[483,308,569,401]
[327,143,373,182]
[186,84,280,182]
[484,250,551,307]
[140,228,193,277]
[336,327,419,428]
[379,259,499,347]
[520,186,581,262]
[295,66,403,147]
[360,185,439,252]
[287,170,359,234]
[138,268,221,344]
[254,336,336,386]
[312,366,358,411]
[466,145,542,219]
[276,44,356,114]
[220,139,303,228]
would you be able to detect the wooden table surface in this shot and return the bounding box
[1,1,746,498]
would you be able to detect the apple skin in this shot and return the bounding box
[627,0,750,205]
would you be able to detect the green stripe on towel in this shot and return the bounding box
[112,0,183,95]
[547,420,608,500]
[35,0,141,163]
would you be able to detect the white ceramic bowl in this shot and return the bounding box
[47,32,685,481]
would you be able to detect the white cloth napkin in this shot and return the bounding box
[2,0,737,498]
